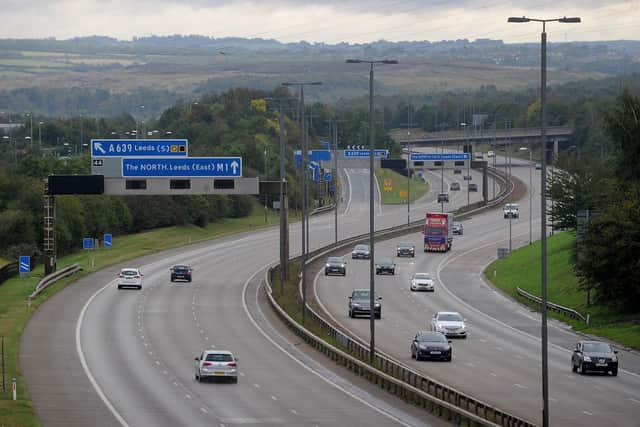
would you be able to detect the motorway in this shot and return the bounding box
[20,161,485,426]
[315,160,640,426]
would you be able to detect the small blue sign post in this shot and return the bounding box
[122,157,242,177]
[104,234,112,248]
[410,153,470,161]
[83,238,94,250]
[91,139,188,157]
[19,256,30,275]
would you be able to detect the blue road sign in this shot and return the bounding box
[343,149,389,158]
[310,150,331,162]
[410,153,470,161]
[122,157,242,177]
[83,238,94,250]
[324,172,332,182]
[104,234,112,248]
[91,139,188,157]
[321,141,331,150]
[19,256,30,273]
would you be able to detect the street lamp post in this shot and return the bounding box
[508,15,580,427]
[282,81,322,323]
[400,106,417,225]
[346,58,398,363]
[38,121,44,151]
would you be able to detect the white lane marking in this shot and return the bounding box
[582,411,593,416]
[489,372,497,377]
[549,397,558,403]
[185,394,192,399]
[495,346,504,351]
[163,370,168,375]
[76,281,132,427]
[343,169,353,215]
[372,171,383,216]
[514,383,527,389]
[515,354,524,360]
[479,339,487,343]
[630,398,640,404]
[290,409,299,415]
[201,407,209,414]
[253,383,260,389]
[465,362,476,368]
[271,395,278,401]
[242,262,413,427]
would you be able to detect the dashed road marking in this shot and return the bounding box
[630,398,640,404]
[582,411,593,416]
[185,394,191,399]
[271,395,278,401]
[253,383,260,388]
[515,354,524,360]
[490,372,497,377]
[200,407,208,414]
[496,346,504,351]
[514,383,527,389]
[290,409,299,415]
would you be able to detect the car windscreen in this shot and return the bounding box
[583,342,612,353]
[438,314,463,322]
[355,245,369,251]
[327,257,343,264]
[352,291,370,299]
[414,274,431,280]
[398,243,413,248]
[122,270,138,276]
[377,259,392,265]
[205,353,233,362]
[173,266,189,271]
[418,333,446,342]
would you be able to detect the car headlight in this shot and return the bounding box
[352,303,360,307]
[583,356,592,362]
[611,355,617,362]
[374,303,381,307]
[326,263,331,267]
[341,264,345,268]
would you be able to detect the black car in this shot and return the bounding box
[453,169,462,174]
[468,183,478,192]
[572,340,618,376]
[375,258,396,275]
[170,265,192,282]
[348,289,381,319]
[411,331,452,361]
[325,256,346,276]
[463,175,472,181]
[351,244,371,259]
[437,192,449,203]
[396,242,415,257]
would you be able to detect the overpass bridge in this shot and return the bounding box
[389,126,573,148]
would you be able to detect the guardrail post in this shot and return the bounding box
[12,377,16,400]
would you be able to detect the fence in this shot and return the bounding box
[516,287,586,322]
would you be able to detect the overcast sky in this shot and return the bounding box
[3,0,639,44]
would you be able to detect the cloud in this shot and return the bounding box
[0,0,637,43]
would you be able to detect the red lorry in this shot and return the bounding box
[423,212,453,252]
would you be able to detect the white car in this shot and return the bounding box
[487,150,495,158]
[503,203,520,219]
[195,350,238,383]
[430,311,467,338]
[117,268,143,290]
[410,273,435,292]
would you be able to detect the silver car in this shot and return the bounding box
[430,311,467,338]
[195,350,238,383]
[351,244,371,259]
[117,268,143,290]
[410,273,434,292]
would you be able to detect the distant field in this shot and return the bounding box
[0,46,607,99]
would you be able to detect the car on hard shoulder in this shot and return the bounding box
[452,222,463,235]
[117,268,143,290]
[431,311,467,338]
[411,331,452,361]
[450,182,461,191]
[503,203,520,218]
[468,183,478,192]
[375,258,396,275]
[195,350,238,383]
[410,272,434,292]
[437,192,449,203]
[572,340,618,376]
[325,256,346,276]
[170,265,193,282]
[351,244,371,259]
[396,242,415,257]
[348,289,381,319]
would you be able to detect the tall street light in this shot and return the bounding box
[281,81,322,323]
[400,105,417,225]
[346,58,398,362]
[38,121,44,151]
[508,15,580,427]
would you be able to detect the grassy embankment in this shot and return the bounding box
[374,169,429,205]
[485,231,640,350]
[0,201,295,427]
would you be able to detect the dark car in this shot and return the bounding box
[450,182,461,191]
[452,222,463,235]
[572,340,618,376]
[170,265,192,282]
[468,183,478,192]
[453,169,462,174]
[375,258,396,275]
[348,289,381,319]
[411,331,452,361]
[351,244,371,259]
[396,242,415,257]
[463,174,472,181]
[437,192,449,203]
[325,256,346,276]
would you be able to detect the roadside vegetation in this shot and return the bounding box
[0,201,288,427]
[375,169,429,204]
[485,231,640,350]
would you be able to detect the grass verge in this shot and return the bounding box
[375,169,429,205]
[0,202,297,427]
[484,231,640,350]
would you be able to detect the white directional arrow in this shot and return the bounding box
[230,160,239,175]
[93,142,106,155]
